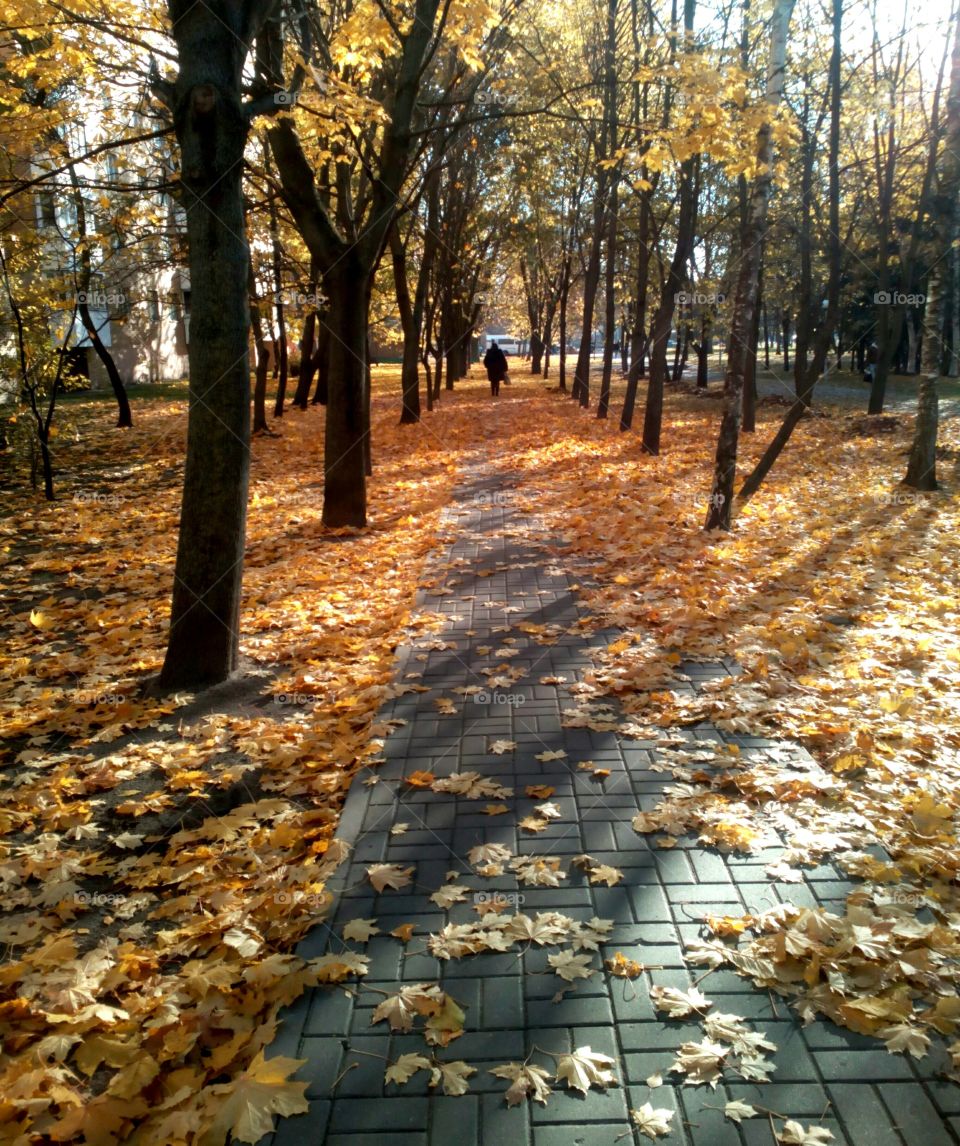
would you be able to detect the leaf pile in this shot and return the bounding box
[0,383,461,1143]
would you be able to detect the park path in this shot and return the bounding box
[256,460,958,1146]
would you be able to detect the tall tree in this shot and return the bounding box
[572,0,619,408]
[904,10,960,490]
[156,0,276,689]
[704,0,795,529]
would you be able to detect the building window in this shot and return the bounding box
[147,290,160,322]
[36,191,57,228]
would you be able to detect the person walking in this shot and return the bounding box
[483,341,508,397]
[864,341,878,384]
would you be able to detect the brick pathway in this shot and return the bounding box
[257,466,959,1146]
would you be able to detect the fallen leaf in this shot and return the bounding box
[548,949,595,982]
[631,1102,675,1139]
[342,918,380,942]
[489,1062,553,1106]
[554,1046,618,1095]
[366,864,414,892]
[385,1052,431,1085]
[724,1099,759,1123]
[429,1060,476,1095]
[778,1121,835,1145]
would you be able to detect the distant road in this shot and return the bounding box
[695,361,960,419]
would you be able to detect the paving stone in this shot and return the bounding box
[529,1084,629,1122]
[624,1051,681,1083]
[271,1105,330,1146]
[925,1079,960,1116]
[532,1124,631,1146]
[812,1050,915,1080]
[303,987,355,1037]
[299,1037,346,1100]
[334,1035,391,1096]
[261,471,933,1143]
[483,975,524,1028]
[327,1129,427,1145]
[627,883,674,923]
[877,1082,957,1145]
[678,1086,742,1146]
[265,992,310,1060]
[619,1022,702,1052]
[727,1081,832,1116]
[826,1084,901,1146]
[329,1096,429,1133]
[527,995,614,1028]
[481,1092,531,1145]
[429,1095,479,1143]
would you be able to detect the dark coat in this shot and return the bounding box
[483,345,508,381]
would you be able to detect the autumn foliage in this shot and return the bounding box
[1,372,959,1139]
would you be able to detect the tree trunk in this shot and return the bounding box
[323,264,368,526]
[270,210,288,417]
[737,0,843,507]
[781,309,790,371]
[249,275,270,434]
[763,300,770,367]
[697,312,711,387]
[597,183,619,418]
[906,310,919,373]
[311,322,330,405]
[620,193,650,430]
[671,321,689,381]
[159,4,258,690]
[294,304,316,408]
[952,239,960,375]
[793,105,814,396]
[743,272,762,433]
[558,257,571,391]
[641,152,698,454]
[905,12,960,487]
[704,0,795,529]
[574,0,618,408]
[68,165,133,428]
[391,229,420,424]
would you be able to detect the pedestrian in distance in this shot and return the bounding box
[864,341,878,384]
[483,341,508,397]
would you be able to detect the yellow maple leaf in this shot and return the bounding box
[204,1052,308,1143]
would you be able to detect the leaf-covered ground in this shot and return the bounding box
[0,368,958,1142]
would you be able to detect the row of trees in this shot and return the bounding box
[1,0,958,688]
